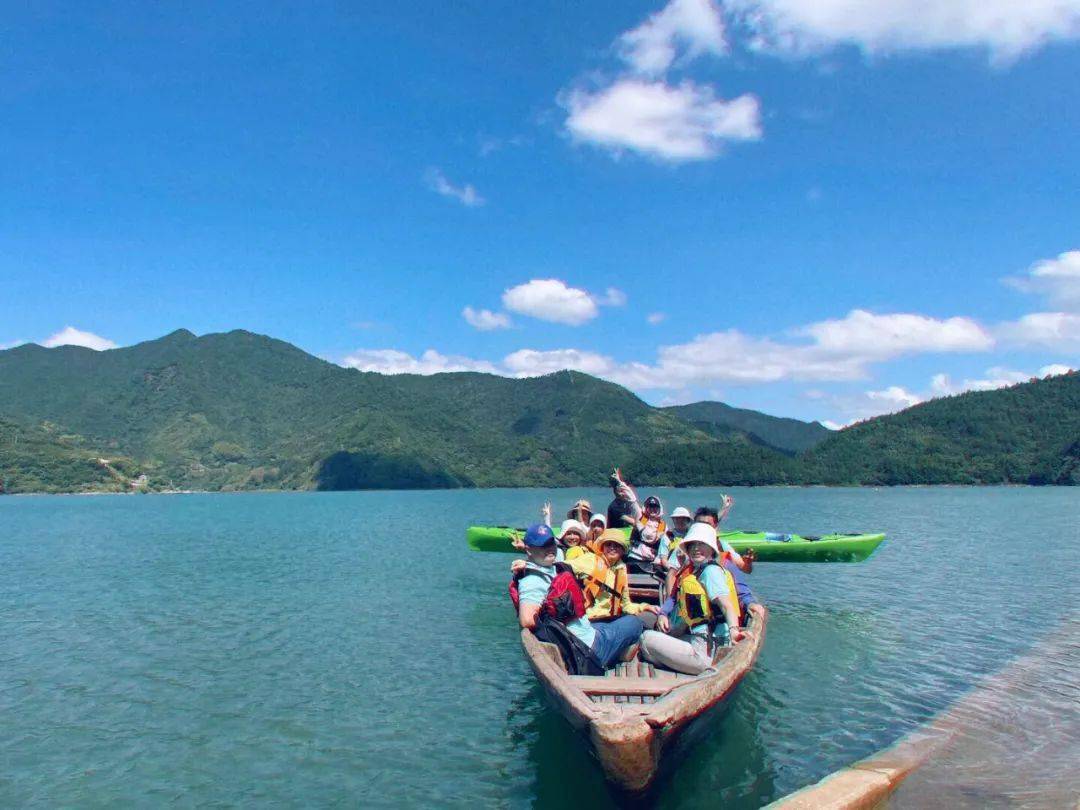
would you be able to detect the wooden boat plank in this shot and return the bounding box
[573,676,683,696]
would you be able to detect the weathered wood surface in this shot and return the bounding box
[573,676,683,697]
[520,609,770,792]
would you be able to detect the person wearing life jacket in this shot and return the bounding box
[585,513,606,553]
[663,506,694,569]
[693,502,764,622]
[639,523,746,675]
[559,519,590,561]
[626,495,670,567]
[512,524,644,670]
[517,528,660,623]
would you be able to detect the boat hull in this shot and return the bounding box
[520,610,768,792]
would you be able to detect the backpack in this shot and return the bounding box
[508,562,586,623]
[533,616,604,676]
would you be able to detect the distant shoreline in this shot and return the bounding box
[2,482,1068,498]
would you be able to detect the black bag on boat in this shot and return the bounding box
[533,616,604,676]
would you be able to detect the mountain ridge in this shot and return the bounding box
[0,329,1075,492]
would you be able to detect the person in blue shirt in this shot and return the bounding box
[693,502,764,623]
[639,523,745,675]
[514,523,644,669]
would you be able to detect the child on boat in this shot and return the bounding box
[663,506,694,569]
[515,528,659,622]
[559,519,590,561]
[585,513,606,551]
[627,495,670,567]
[640,523,745,675]
[512,524,644,670]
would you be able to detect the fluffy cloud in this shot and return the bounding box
[866,385,923,408]
[724,0,1080,61]
[342,308,996,391]
[462,306,511,331]
[341,349,498,375]
[501,279,600,326]
[426,169,484,207]
[651,310,993,386]
[1006,249,1080,311]
[503,348,615,377]
[619,0,728,75]
[997,312,1080,351]
[41,326,118,351]
[563,79,761,162]
[800,309,994,359]
[1040,363,1074,377]
[647,312,667,325]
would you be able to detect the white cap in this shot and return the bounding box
[589,514,606,527]
[558,519,587,540]
[670,506,692,520]
[681,522,719,556]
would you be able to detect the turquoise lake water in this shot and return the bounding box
[2,487,1077,807]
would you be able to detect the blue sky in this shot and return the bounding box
[2,0,1078,426]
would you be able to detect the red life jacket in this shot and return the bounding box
[509,562,587,623]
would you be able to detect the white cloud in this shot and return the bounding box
[800,309,994,359]
[341,348,498,375]
[597,287,628,307]
[503,348,615,377]
[866,385,923,408]
[647,312,667,325]
[563,79,761,162]
[619,0,728,76]
[1040,363,1074,377]
[426,168,485,207]
[41,326,118,351]
[339,309,1004,395]
[502,279,600,326]
[462,306,511,331]
[0,339,28,350]
[724,0,1080,62]
[997,311,1080,351]
[930,364,1076,397]
[1006,249,1080,311]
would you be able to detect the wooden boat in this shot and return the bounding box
[519,608,768,792]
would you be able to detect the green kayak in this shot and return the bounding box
[466,525,885,563]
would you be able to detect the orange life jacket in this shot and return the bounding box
[579,556,629,618]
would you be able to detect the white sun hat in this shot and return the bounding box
[589,513,606,527]
[681,522,719,556]
[558,519,587,540]
[670,506,692,520]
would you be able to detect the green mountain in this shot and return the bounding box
[0,329,792,492]
[1,329,1075,492]
[802,370,1080,485]
[662,400,831,454]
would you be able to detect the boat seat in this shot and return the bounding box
[586,657,693,704]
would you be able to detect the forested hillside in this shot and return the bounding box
[0,330,792,492]
[663,400,830,454]
[802,371,1080,485]
[0,330,1075,492]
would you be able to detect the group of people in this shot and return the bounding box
[509,470,764,676]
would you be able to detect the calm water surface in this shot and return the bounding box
[2,487,1077,807]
